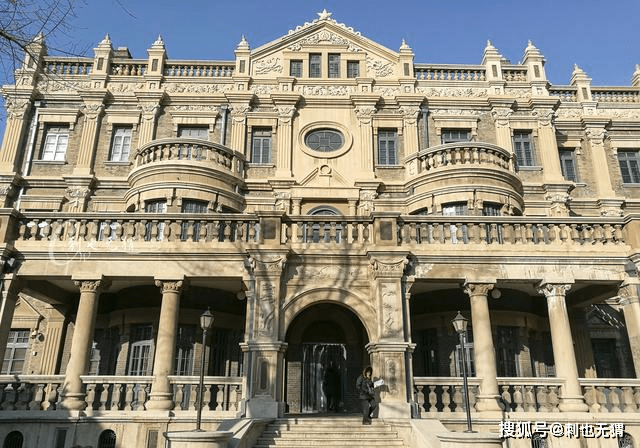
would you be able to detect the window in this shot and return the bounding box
[127,325,153,376]
[97,430,116,448]
[2,431,23,448]
[144,199,166,241]
[377,129,398,165]
[174,326,196,375]
[309,53,321,78]
[618,150,640,184]
[482,203,502,216]
[441,129,471,144]
[412,328,439,376]
[496,326,519,377]
[2,330,29,374]
[178,126,208,140]
[513,131,535,167]
[110,126,132,162]
[442,203,468,216]
[181,199,208,241]
[305,129,344,152]
[347,61,359,78]
[54,429,67,448]
[454,328,475,376]
[559,149,578,182]
[41,126,68,161]
[328,53,340,78]
[290,60,302,77]
[251,128,272,164]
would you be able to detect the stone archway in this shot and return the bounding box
[284,302,369,414]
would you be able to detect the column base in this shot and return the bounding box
[474,394,504,412]
[558,395,589,412]
[436,431,503,448]
[246,398,285,418]
[59,393,87,411]
[378,401,412,419]
[145,394,174,411]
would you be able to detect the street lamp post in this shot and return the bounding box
[196,308,214,431]
[452,311,474,433]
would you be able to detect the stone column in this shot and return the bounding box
[0,96,32,174]
[243,252,288,418]
[368,254,414,418]
[463,282,502,412]
[146,279,183,410]
[353,99,377,171]
[538,282,588,412]
[618,280,640,378]
[0,274,21,366]
[272,94,299,178]
[60,279,108,410]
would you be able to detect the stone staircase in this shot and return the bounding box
[253,416,407,447]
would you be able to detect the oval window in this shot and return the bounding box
[304,129,344,152]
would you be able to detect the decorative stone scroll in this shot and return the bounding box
[365,57,394,77]
[254,57,283,75]
[370,257,408,279]
[288,30,362,52]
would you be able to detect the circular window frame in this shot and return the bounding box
[298,122,353,159]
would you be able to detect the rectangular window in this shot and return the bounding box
[496,326,519,377]
[181,199,208,241]
[559,149,578,182]
[144,200,167,241]
[513,131,535,167]
[617,150,640,184]
[377,129,397,165]
[309,53,321,78]
[328,53,340,78]
[54,429,67,448]
[41,126,69,161]
[251,128,272,164]
[441,128,471,144]
[128,325,153,376]
[2,330,29,374]
[110,126,132,162]
[347,61,359,78]
[178,126,209,140]
[174,326,196,375]
[290,60,302,77]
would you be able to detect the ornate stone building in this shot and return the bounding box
[0,9,639,448]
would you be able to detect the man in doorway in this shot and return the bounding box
[356,366,377,424]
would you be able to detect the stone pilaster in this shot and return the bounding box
[463,282,503,412]
[0,95,32,174]
[135,91,165,146]
[368,253,414,418]
[488,98,514,157]
[537,281,588,412]
[618,279,640,378]
[73,91,107,176]
[147,279,183,410]
[271,94,299,178]
[243,252,289,418]
[397,99,422,155]
[60,278,109,410]
[226,93,254,153]
[352,95,378,172]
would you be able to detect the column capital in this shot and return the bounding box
[246,251,289,276]
[463,281,495,297]
[73,279,110,294]
[369,255,409,279]
[154,279,184,294]
[619,280,640,306]
[537,281,572,298]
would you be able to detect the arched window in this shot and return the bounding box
[620,432,635,448]
[98,429,116,448]
[3,431,23,448]
[306,206,341,243]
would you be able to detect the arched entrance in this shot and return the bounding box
[285,303,369,414]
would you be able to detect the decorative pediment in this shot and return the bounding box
[250,10,401,79]
[12,296,43,328]
[299,165,350,189]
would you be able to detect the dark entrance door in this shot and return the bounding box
[301,343,346,413]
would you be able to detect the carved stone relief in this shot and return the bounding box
[365,57,394,77]
[258,283,275,336]
[254,58,283,75]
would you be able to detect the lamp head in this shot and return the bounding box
[200,308,214,331]
[452,311,468,334]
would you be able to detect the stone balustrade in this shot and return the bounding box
[0,375,242,414]
[110,59,147,76]
[409,142,515,174]
[502,67,528,82]
[414,64,486,81]
[13,213,627,249]
[548,86,578,102]
[43,57,93,76]
[414,377,640,415]
[591,88,640,103]
[164,61,235,77]
[133,138,243,174]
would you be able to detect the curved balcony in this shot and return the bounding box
[404,142,524,214]
[126,138,245,212]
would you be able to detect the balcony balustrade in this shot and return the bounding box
[0,375,242,415]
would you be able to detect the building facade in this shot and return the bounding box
[0,10,640,448]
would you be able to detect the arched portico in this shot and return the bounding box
[284,297,370,414]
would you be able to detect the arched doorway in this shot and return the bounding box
[285,303,369,414]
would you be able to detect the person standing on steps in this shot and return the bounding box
[356,366,377,424]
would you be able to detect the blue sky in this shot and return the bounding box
[57,0,638,86]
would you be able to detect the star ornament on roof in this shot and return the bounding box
[317,9,332,20]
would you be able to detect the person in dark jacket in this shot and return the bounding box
[355,366,377,424]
